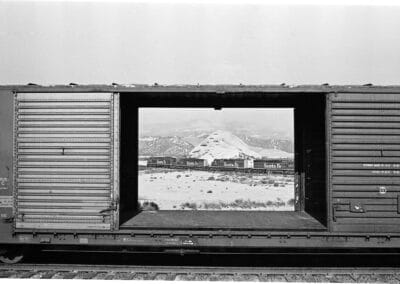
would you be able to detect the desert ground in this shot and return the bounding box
[138,168,295,211]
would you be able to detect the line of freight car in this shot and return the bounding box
[146,164,295,175]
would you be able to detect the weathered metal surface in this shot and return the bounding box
[3,230,400,249]
[330,93,400,232]
[13,93,119,231]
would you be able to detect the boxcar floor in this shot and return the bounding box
[120,211,325,231]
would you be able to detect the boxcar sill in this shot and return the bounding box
[120,211,325,231]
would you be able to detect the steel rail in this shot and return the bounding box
[1,263,400,281]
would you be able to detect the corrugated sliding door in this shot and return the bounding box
[14,93,119,231]
[329,92,400,232]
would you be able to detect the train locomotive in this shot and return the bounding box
[1,84,400,263]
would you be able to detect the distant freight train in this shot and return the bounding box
[145,156,294,171]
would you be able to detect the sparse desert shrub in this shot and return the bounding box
[226,199,268,209]
[231,199,251,209]
[273,182,279,187]
[287,198,295,206]
[207,176,215,181]
[180,202,197,210]
[176,174,181,178]
[207,190,213,193]
[203,202,222,210]
[140,201,159,211]
[275,198,286,207]
[185,174,190,177]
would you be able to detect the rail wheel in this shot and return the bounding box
[0,250,24,264]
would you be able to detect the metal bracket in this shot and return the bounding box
[332,204,337,222]
[350,201,365,213]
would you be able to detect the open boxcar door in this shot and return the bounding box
[13,92,119,231]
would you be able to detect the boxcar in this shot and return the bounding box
[254,159,284,169]
[2,84,400,263]
[177,158,208,167]
[211,158,253,168]
[147,156,177,167]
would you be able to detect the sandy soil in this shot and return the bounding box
[138,168,295,211]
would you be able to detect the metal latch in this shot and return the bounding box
[99,200,118,215]
[99,204,117,215]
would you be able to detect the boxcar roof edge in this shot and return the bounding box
[2,84,400,93]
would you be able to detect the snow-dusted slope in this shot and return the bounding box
[189,130,261,164]
[139,136,194,157]
[250,146,294,159]
[258,148,294,159]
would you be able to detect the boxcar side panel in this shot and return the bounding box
[13,92,119,231]
[0,90,14,242]
[330,92,400,232]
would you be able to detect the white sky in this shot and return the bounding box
[1,2,400,85]
[140,108,293,126]
[139,108,294,138]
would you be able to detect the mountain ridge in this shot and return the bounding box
[139,131,293,161]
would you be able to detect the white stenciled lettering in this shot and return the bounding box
[363,163,400,169]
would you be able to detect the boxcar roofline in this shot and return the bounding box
[3,84,400,94]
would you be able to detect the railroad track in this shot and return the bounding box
[1,264,400,281]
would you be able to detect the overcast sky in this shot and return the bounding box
[1,2,400,85]
[139,108,294,138]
